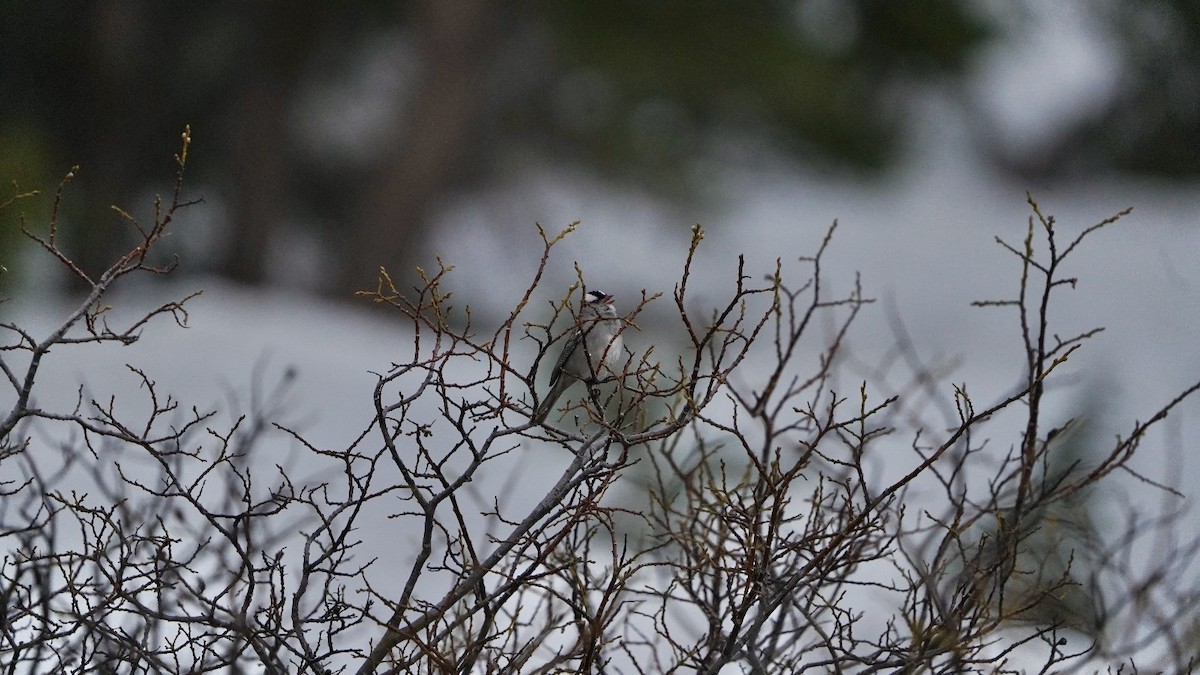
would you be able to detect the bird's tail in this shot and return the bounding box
[533,377,574,424]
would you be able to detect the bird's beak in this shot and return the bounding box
[603,294,615,304]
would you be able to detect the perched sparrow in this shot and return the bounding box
[533,290,623,423]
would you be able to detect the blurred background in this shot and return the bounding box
[0,0,1196,295]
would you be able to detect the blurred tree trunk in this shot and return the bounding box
[77,0,152,282]
[340,0,504,293]
[224,78,292,284]
[221,1,322,284]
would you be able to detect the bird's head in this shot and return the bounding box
[582,289,618,319]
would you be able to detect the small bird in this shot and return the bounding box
[533,290,624,424]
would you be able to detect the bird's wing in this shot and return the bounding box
[547,329,583,389]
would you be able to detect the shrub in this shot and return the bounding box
[1,131,1197,674]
